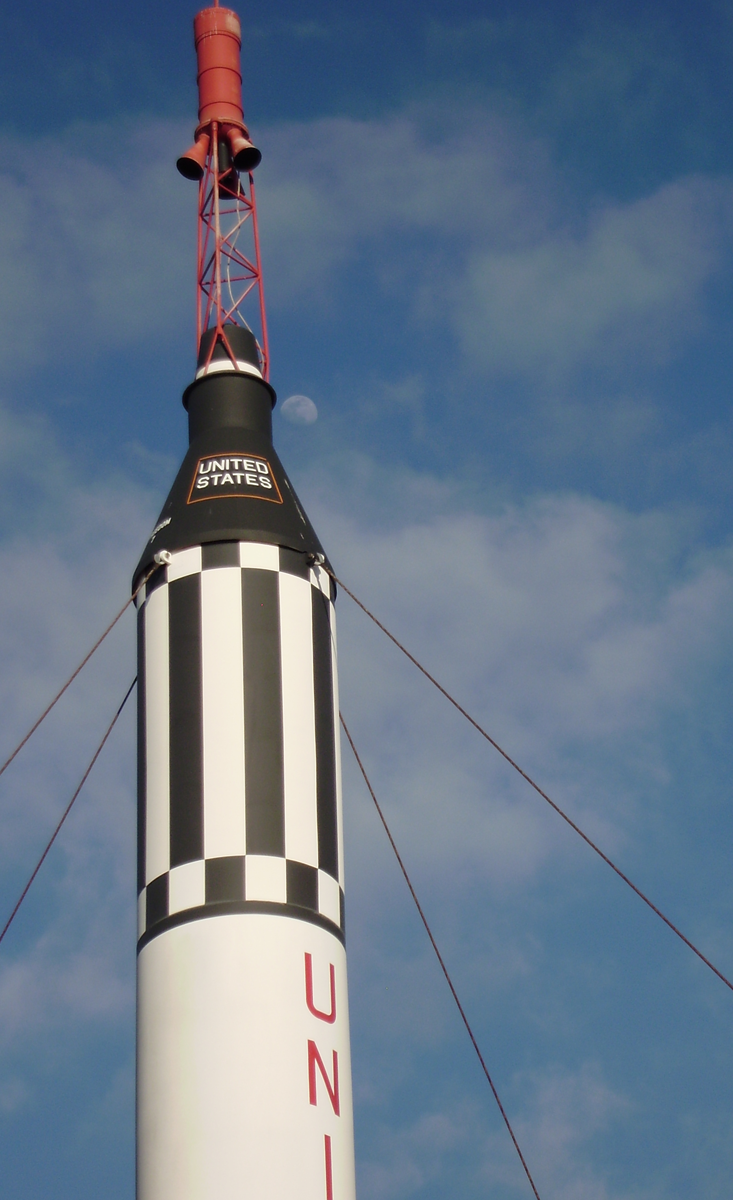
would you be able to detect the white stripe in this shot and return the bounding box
[238,541,279,571]
[318,869,341,926]
[201,568,246,859]
[144,586,170,884]
[309,563,330,596]
[168,861,206,914]
[167,545,202,581]
[279,573,318,867]
[245,855,286,903]
[328,601,346,888]
[195,358,262,380]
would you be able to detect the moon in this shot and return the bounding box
[281,394,318,425]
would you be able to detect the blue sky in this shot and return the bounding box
[2,1,733,1197]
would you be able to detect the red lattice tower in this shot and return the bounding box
[177,4,270,381]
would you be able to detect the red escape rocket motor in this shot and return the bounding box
[132,7,357,1198]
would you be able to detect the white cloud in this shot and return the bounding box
[357,1063,632,1200]
[0,393,730,1098]
[0,399,727,1195]
[256,107,550,305]
[0,400,154,1051]
[0,87,729,1200]
[313,486,733,883]
[454,178,730,378]
[359,1107,471,1199]
[0,121,192,375]
[258,112,733,378]
[487,1063,633,1200]
[0,107,727,387]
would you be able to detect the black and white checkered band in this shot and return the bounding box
[136,542,336,607]
[136,541,344,950]
[138,855,345,950]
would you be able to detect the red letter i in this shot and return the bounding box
[325,1133,333,1200]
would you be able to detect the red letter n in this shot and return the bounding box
[308,1040,340,1116]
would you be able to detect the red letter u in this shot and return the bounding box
[305,953,336,1024]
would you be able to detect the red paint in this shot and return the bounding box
[324,1134,334,1200]
[308,1041,340,1116]
[194,7,244,129]
[306,961,339,1192]
[177,6,269,380]
[178,7,261,174]
[305,953,337,1024]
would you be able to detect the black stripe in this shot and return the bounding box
[146,564,167,596]
[312,591,339,880]
[169,574,204,866]
[137,898,345,951]
[206,855,245,902]
[286,859,319,911]
[242,569,285,856]
[279,546,310,578]
[202,541,240,569]
[146,873,169,928]
[137,603,146,894]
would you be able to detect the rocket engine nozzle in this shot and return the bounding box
[177,5,261,180]
[227,128,261,172]
[177,131,211,181]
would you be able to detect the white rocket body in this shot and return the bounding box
[137,916,352,1197]
[134,336,356,1199]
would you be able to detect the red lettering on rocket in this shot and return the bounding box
[305,953,337,1023]
[324,1134,334,1200]
[308,1041,340,1116]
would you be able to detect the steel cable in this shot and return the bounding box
[0,568,152,784]
[329,568,733,996]
[0,677,137,948]
[340,712,542,1200]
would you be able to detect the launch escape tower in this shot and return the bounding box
[133,7,357,1198]
[176,3,269,381]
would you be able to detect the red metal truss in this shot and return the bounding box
[196,124,270,380]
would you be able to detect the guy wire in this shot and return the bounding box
[329,567,733,996]
[341,712,543,1200]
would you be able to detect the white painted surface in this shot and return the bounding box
[201,568,246,858]
[328,604,346,890]
[239,542,279,571]
[167,545,203,581]
[195,359,262,380]
[309,564,330,596]
[168,861,206,914]
[318,871,341,927]
[279,572,319,867]
[137,915,355,1200]
[245,854,287,903]
[145,585,170,884]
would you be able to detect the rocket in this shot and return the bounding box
[132,8,357,1198]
